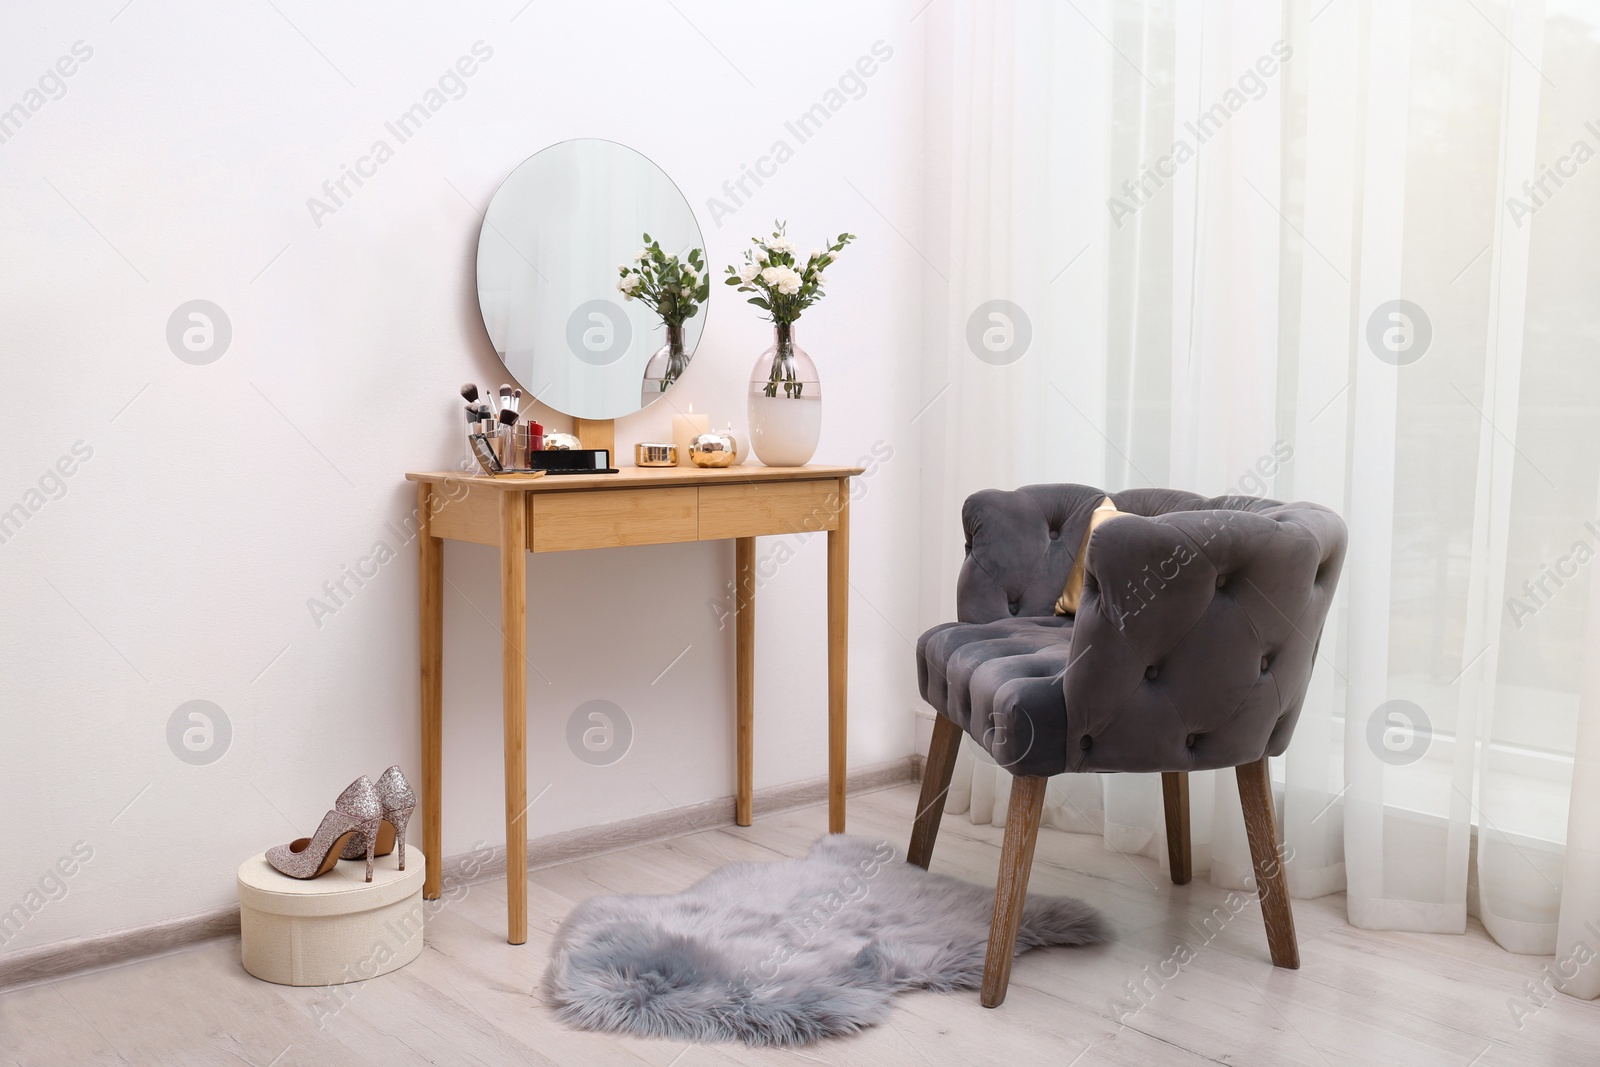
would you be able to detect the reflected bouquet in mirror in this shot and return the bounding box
[619,235,709,395]
[723,221,856,466]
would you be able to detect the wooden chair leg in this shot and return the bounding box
[1161,771,1192,885]
[980,775,1048,1008]
[1236,758,1299,969]
[908,716,961,869]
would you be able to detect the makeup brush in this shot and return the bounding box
[461,383,480,405]
[512,387,523,416]
[497,406,520,468]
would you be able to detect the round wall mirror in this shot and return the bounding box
[475,139,706,421]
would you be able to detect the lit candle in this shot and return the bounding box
[671,406,709,467]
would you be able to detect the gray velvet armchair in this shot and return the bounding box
[908,484,1347,1006]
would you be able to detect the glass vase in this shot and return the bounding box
[640,324,689,406]
[747,323,821,467]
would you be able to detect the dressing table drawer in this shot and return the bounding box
[428,482,501,546]
[530,487,698,552]
[697,480,842,540]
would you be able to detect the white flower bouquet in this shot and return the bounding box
[722,221,855,328]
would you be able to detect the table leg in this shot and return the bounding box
[826,479,850,834]
[735,537,756,826]
[418,482,443,901]
[499,491,528,945]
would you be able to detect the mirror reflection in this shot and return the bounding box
[476,139,706,420]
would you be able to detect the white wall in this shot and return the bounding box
[0,1,926,951]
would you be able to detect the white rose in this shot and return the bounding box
[756,249,768,263]
[776,267,802,295]
[738,263,760,283]
[760,266,782,286]
[769,235,793,253]
[633,249,648,262]
[827,250,840,263]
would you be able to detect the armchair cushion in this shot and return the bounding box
[916,616,1072,776]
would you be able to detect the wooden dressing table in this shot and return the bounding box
[406,462,863,944]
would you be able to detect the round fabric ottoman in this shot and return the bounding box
[237,849,426,986]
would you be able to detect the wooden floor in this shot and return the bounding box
[4,783,1596,1066]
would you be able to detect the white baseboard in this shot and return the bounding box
[0,757,918,991]
[434,755,917,891]
[0,907,243,994]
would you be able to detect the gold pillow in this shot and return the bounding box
[1055,497,1124,616]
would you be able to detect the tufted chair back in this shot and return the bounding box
[956,483,1347,773]
[955,484,1106,622]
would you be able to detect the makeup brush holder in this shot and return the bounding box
[511,424,550,467]
[467,421,522,475]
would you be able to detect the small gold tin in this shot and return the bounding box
[635,442,678,467]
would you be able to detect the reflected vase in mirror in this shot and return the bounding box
[748,323,821,467]
[641,326,687,405]
[621,236,708,407]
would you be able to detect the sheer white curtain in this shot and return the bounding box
[916,0,1600,996]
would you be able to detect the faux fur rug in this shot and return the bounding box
[544,835,1105,1046]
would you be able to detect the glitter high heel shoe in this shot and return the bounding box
[267,776,383,882]
[339,765,418,871]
